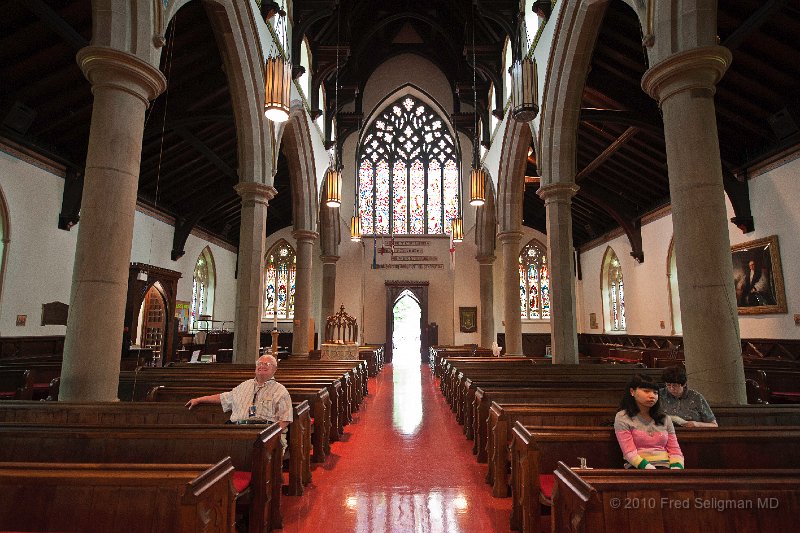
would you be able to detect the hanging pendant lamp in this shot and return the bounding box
[470,167,486,206]
[264,4,291,123]
[264,55,291,122]
[451,217,464,243]
[511,56,539,122]
[350,215,361,241]
[324,164,342,207]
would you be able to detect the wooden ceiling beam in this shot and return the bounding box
[722,0,789,50]
[575,126,638,182]
[19,0,88,50]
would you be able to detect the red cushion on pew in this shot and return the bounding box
[0,392,16,398]
[232,471,252,493]
[773,392,800,397]
[539,473,555,501]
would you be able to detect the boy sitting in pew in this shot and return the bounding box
[660,365,718,427]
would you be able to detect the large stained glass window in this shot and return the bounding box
[190,247,215,330]
[519,240,550,320]
[358,95,460,235]
[603,248,626,331]
[263,240,296,319]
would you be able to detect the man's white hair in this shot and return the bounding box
[257,354,278,366]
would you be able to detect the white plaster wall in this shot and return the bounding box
[130,212,238,327]
[0,152,76,336]
[0,150,239,338]
[577,155,800,339]
[454,224,480,345]
[728,156,800,339]
[361,54,453,118]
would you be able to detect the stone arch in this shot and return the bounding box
[360,83,460,154]
[495,118,531,232]
[0,184,10,306]
[281,103,319,232]
[91,1,273,185]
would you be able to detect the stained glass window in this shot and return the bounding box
[190,247,215,330]
[358,95,460,235]
[519,240,550,320]
[605,248,626,331]
[263,240,296,319]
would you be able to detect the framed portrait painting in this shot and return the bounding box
[732,235,787,315]
[459,307,477,333]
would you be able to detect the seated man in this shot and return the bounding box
[659,366,717,428]
[186,354,293,450]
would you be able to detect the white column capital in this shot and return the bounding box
[77,46,166,105]
[320,255,340,264]
[292,229,319,243]
[235,183,278,205]
[642,45,732,107]
[537,182,579,203]
[496,231,523,245]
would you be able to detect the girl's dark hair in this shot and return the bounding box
[619,374,666,424]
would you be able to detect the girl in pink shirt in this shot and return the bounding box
[614,374,684,469]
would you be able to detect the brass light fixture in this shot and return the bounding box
[470,167,486,206]
[325,164,342,207]
[451,217,464,243]
[324,4,343,208]
[264,1,291,123]
[469,5,486,207]
[511,10,540,122]
[350,215,361,241]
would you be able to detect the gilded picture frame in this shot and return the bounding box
[732,235,787,315]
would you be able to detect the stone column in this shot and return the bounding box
[320,255,339,331]
[232,183,277,364]
[292,229,318,358]
[642,45,746,404]
[477,255,496,348]
[538,183,580,364]
[498,231,522,355]
[60,47,166,401]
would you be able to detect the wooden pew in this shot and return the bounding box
[0,369,33,400]
[117,372,347,442]
[147,384,331,464]
[487,403,800,498]
[552,462,800,533]
[0,423,284,533]
[510,424,800,532]
[0,399,312,498]
[0,459,236,533]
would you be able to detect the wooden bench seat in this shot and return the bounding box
[0,422,284,533]
[510,424,800,532]
[487,402,800,498]
[0,459,236,533]
[0,369,33,400]
[0,399,311,498]
[552,462,800,533]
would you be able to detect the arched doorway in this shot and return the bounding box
[385,281,429,363]
[137,283,168,362]
[392,291,421,367]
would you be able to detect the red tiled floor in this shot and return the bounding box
[281,356,512,532]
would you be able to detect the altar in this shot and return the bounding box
[320,343,360,360]
[320,304,359,360]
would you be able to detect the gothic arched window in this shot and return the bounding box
[358,95,460,236]
[264,240,296,319]
[519,240,550,319]
[190,247,215,330]
[602,247,626,332]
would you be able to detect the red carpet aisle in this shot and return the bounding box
[281,355,512,532]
